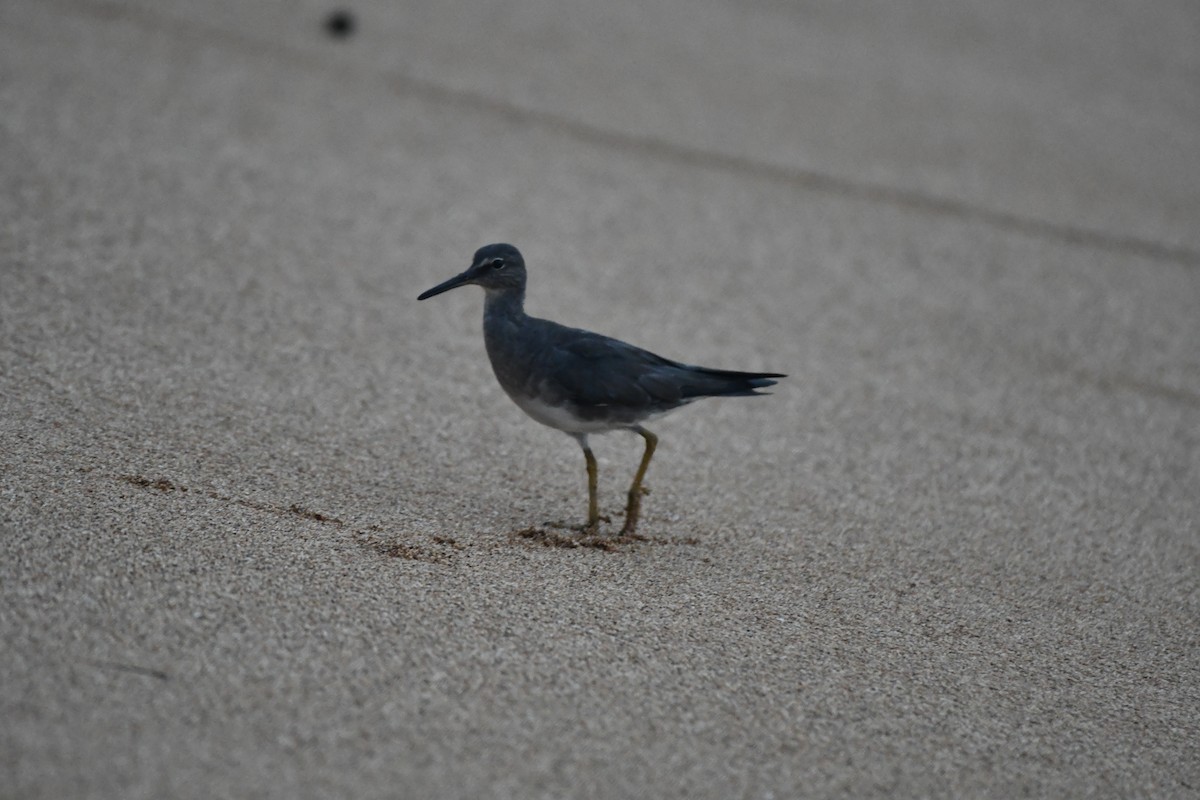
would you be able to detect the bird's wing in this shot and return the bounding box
[541,329,686,409]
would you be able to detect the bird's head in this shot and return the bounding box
[418,243,526,300]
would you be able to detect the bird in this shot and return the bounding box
[418,243,784,537]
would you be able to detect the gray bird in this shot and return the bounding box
[418,243,784,536]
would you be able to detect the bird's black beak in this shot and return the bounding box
[418,268,475,300]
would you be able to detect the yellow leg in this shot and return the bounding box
[577,437,600,533]
[621,427,657,535]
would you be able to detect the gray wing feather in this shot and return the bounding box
[549,333,683,408]
[517,319,781,416]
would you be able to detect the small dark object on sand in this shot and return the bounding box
[324,9,356,39]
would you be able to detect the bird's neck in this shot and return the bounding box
[483,287,526,322]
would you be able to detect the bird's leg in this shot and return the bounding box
[576,435,600,534]
[621,427,657,536]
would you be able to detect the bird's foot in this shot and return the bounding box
[569,514,611,537]
[619,483,651,539]
[618,512,648,541]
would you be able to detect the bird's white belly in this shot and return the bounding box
[506,391,619,434]
[504,388,677,434]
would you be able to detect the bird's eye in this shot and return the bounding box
[490,259,506,270]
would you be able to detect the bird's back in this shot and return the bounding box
[484,305,780,432]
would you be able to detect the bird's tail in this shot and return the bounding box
[680,367,785,399]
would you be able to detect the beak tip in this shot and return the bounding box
[417,270,474,301]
